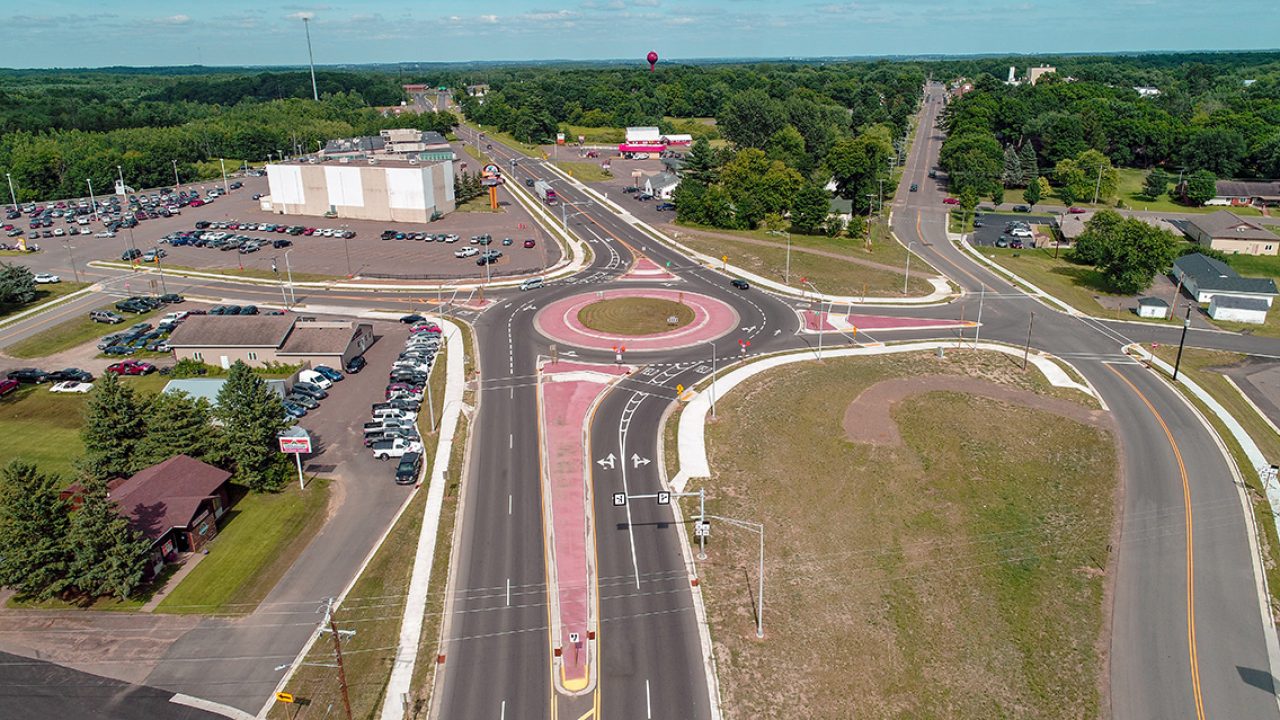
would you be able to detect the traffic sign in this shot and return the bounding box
[676,384,684,394]
[694,520,710,538]
[569,632,580,644]
[612,493,626,507]
[657,491,671,505]
[276,692,295,704]
[483,163,500,175]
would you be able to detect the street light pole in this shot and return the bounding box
[974,285,986,346]
[171,159,180,190]
[303,16,320,102]
[284,249,297,307]
[706,340,717,420]
[86,178,100,222]
[1173,305,1192,382]
[804,280,827,360]
[5,173,17,208]
[704,514,765,639]
[220,158,229,194]
[116,165,126,194]
[62,238,81,283]
[341,224,352,277]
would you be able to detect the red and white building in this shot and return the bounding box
[618,126,694,156]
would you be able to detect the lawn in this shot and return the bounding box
[560,124,625,144]
[1222,251,1280,282]
[1144,345,1280,613]
[672,222,932,298]
[143,264,339,284]
[683,350,1116,719]
[454,193,502,213]
[156,479,332,615]
[6,303,165,359]
[0,280,89,320]
[460,120,542,155]
[1055,167,1262,216]
[577,297,694,335]
[552,160,613,183]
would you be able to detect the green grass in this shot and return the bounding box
[148,264,339,284]
[683,351,1115,719]
[552,161,613,183]
[673,222,931,297]
[7,563,183,611]
[1222,252,1280,282]
[156,479,332,615]
[0,281,89,319]
[6,304,165,359]
[560,124,624,144]
[1144,346,1280,615]
[463,144,484,163]
[454,193,502,213]
[1059,168,1262,215]
[577,297,694,335]
[460,120,542,155]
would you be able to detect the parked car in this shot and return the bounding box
[297,369,333,389]
[0,378,18,398]
[313,365,344,383]
[33,273,60,284]
[1009,239,1025,249]
[345,355,367,374]
[282,402,308,418]
[455,247,479,258]
[995,236,1010,248]
[90,310,125,324]
[942,197,959,205]
[46,368,93,383]
[400,314,426,325]
[1068,206,1087,214]
[371,438,423,461]
[395,452,422,485]
[159,293,185,304]
[6,368,48,384]
[286,393,319,410]
[50,381,94,394]
[292,381,328,399]
[106,360,155,375]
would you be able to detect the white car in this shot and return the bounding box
[162,311,189,322]
[33,273,61,284]
[95,231,115,238]
[455,247,479,258]
[50,381,93,394]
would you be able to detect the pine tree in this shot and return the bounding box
[1142,168,1169,200]
[66,476,151,600]
[1018,143,1039,186]
[216,361,290,492]
[684,138,719,185]
[1002,145,1024,188]
[133,391,215,470]
[79,373,145,480]
[0,461,73,600]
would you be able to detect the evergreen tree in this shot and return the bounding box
[79,373,145,480]
[684,138,719,186]
[789,183,832,235]
[133,391,214,470]
[0,461,72,600]
[0,263,37,306]
[66,476,151,600]
[1142,168,1170,200]
[215,361,290,492]
[1018,143,1039,186]
[672,179,708,225]
[1001,145,1024,187]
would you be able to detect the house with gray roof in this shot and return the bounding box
[1208,295,1269,325]
[1213,179,1280,208]
[1171,253,1278,307]
[1183,210,1279,256]
[644,172,680,200]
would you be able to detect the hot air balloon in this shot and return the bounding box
[646,50,659,72]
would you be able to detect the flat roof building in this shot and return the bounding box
[264,156,456,223]
[168,315,375,370]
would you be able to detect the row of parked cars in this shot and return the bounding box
[196,220,354,239]
[165,230,292,253]
[364,319,444,481]
[97,311,187,355]
[1,367,96,397]
[381,230,461,242]
[280,365,349,421]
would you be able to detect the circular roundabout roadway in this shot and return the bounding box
[534,288,740,351]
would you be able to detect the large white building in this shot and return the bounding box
[264,157,456,223]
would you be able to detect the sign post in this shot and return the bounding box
[278,430,312,490]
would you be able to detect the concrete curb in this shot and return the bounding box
[541,163,958,306]
[171,693,256,720]
[0,283,102,330]
[1125,344,1280,714]
[379,318,467,720]
[672,340,1100,492]
[655,400,724,720]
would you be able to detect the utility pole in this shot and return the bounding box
[220,158,229,194]
[172,159,181,190]
[320,599,354,720]
[1173,305,1192,382]
[5,172,17,208]
[303,16,319,102]
[974,285,986,346]
[86,178,100,222]
[63,238,81,283]
[1092,162,1104,205]
[1022,311,1035,370]
[706,340,717,420]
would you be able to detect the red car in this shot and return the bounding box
[189,199,205,207]
[409,323,441,335]
[303,228,316,236]
[942,197,959,205]
[1068,206,1087,214]
[523,239,536,248]
[106,360,156,376]
[0,378,18,398]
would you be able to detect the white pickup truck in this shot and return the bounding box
[370,438,423,461]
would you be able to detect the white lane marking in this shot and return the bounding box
[619,392,644,589]
[501,700,506,719]
[506,578,511,606]
[508,494,512,515]
[509,433,513,449]
[646,679,652,718]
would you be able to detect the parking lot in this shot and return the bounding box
[6,150,561,283]
[970,212,1056,248]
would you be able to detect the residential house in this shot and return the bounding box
[1212,180,1280,208]
[1183,210,1279,256]
[1171,253,1278,307]
[167,315,374,370]
[644,172,680,200]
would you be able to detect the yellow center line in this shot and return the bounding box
[1105,365,1205,720]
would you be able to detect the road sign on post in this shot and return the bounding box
[276,692,296,704]
[612,493,627,507]
[657,491,671,505]
[694,520,711,538]
[278,429,311,491]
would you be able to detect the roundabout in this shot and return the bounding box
[535,288,740,351]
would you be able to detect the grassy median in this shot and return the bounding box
[577,297,694,335]
[0,280,89,320]
[6,304,165,359]
[682,350,1116,719]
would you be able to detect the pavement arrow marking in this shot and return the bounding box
[632,454,650,468]
[561,350,578,358]
[596,453,616,470]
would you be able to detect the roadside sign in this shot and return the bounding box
[612,493,626,507]
[694,520,710,538]
[278,433,311,454]
[676,384,684,394]
[657,491,671,505]
[276,692,295,704]
[483,163,500,175]
[569,632,580,644]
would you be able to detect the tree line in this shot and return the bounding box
[0,362,293,602]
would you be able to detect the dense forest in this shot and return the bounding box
[937,53,1280,203]
[0,71,454,202]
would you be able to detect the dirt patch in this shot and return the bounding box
[844,374,1112,447]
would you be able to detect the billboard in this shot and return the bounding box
[278,434,312,454]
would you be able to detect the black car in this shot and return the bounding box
[909,183,919,192]
[121,248,142,261]
[272,239,292,249]
[345,355,367,374]
[395,452,422,485]
[239,305,259,315]
[1013,205,1030,212]
[159,293,184,304]
[7,368,48,384]
[730,278,750,290]
[115,300,149,314]
[400,314,425,325]
[286,393,320,410]
[46,368,93,383]
[292,381,328,400]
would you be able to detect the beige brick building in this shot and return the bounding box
[167,315,374,370]
[1184,210,1279,256]
[264,157,455,223]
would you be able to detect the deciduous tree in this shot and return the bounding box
[790,183,832,235]
[1022,179,1042,209]
[1142,168,1170,200]
[1184,169,1218,206]
[0,263,36,306]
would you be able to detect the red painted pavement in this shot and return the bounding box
[539,362,628,684]
[620,256,677,282]
[536,289,738,351]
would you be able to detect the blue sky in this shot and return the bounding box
[3,0,1277,68]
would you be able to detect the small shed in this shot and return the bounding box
[644,172,680,200]
[1209,295,1269,325]
[1137,297,1170,319]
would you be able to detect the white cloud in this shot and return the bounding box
[479,14,499,23]
[287,11,315,20]
[161,14,191,25]
[634,0,661,6]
